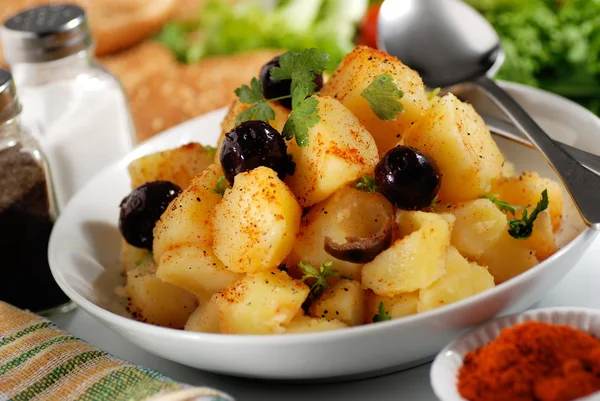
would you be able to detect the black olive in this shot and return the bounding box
[220,120,293,184]
[259,55,323,110]
[119,181,181,250]
[375,145,441,210]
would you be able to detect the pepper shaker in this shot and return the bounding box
[1,4,136,208]
[0,69,74,315]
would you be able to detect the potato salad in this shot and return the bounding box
[116,46,563,334]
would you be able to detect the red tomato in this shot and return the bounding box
[357,3,382,49]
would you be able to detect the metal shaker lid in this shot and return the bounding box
[0,69,21,124]
[1,5,92,64]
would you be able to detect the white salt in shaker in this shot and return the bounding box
[1,4,136,208]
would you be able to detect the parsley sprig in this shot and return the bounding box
[298,261,339,299]
[372,302,392,322]
[508,189,549,239]
[234,49,329,147]
[212,175,230,196]
[355,175,377,193]
[483,194,527,215]
[361,74,404,120]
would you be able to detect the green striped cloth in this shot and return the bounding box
[0,302,233,401]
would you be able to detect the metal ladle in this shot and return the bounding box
[378,0,600,229]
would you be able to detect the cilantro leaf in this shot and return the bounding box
[282,93,320,147]
[372,302,392,322]
[361,74,404,120]
[211,175,230,196]
[203,145,216,157]
[235,102,276,125]
[235,77,265,104]
[298,261,339,299]
[484,194,527,215]
[508,189,549,239]
[355,175,377,193]
[426,87,441,101]
[269,48,329,100]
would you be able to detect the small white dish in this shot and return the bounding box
[48,82,600,380]
[431,307,600,401]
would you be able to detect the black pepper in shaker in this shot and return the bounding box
[0,68,74,315]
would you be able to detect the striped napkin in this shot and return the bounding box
[0,302,233,401]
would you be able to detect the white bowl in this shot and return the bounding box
[48,82,600,380]
[430,307,600,401]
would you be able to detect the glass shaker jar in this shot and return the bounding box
[1,4,136,209]
[0,69,74,315]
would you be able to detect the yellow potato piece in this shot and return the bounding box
[185,293,222,334]
[362,212,451,295]
[285,315,347,334]
[212,166,302,273]
[218,269,309,334]
[153,163,223,261]
[321,45,430,155]
[157,245,242,300]
[491,171,563,232]
[476,230,539,283]
[365,291,419,322]
[285,95,379,207]
[418,247,494,312]
[309,280,365,326]
[403,93,504,203]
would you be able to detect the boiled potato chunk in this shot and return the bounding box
[216,99,290,162]
[476,230,539,283]
[309,280,365,326]
[286,187,394,281]
[491,172,563,232]
[128,142,214,189]
[156,245,242,300]
[153,163,223,261]
[184,293,221,333]
[440,199,507,259]
[418,247,494,312]
[403,94,504,203]
[125,263,198,329]
[396,210,455,237]
[321,45,430,154]
[212,167,301,273]
[120,240,151,273]
[285,315,348,334]
[285,96,379,207]
[218,269,309,334]
[522,210,557,261]
[362,212,451,295]
[365,291,419,322]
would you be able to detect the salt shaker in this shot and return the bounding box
[1,4,136,208]
[0,68,74,315]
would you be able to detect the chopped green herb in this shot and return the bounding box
[508,189,549,239]
[355,175,377,193]
[361,74,404,120]
[203,145,216,157]
[235,77,267,105]
[235,102,276,125]
[212,175,230,196]
[282,90,320,147]
[429,195,439,209]
[372,301,392,322]
[269,48,329,105]
[484,194,527,215]
[298,261,339,298]
[426,87,441,101]
[135,252,154,267]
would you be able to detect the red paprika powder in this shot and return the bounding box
[458,321,600,401]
